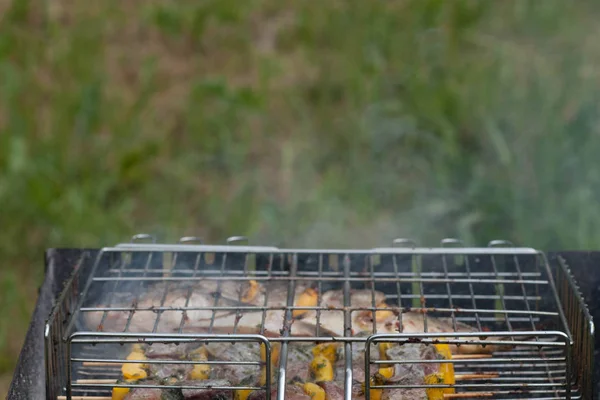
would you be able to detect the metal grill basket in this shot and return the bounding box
[44,237,594,400]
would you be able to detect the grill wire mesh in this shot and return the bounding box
[44,237,593,400]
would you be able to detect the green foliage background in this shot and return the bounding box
[2,0,600,394]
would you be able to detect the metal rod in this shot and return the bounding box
[463,254,482,331]
[122,250,155,333]
[369,255,378,333]
[177,251,202,333]
[208,252,228,333]
[511,253,537,330]
[442,252,458,331]
[276,254,297,400]
[369,382,566,389]
[74,358,261,365]
[316,253,324,337]
[368,357,566,365]
[443,393,493,398]
[232,253,251,334]
[104,268,543,278]
[57,397,111,400]
[78,305,559,317]
[391,254,404,331]
[343,255,353,400]
[90,276,549,284]
[151,264,174,333]
[71,382,260,390]
[259,253,274,335]
[489,253,513,332]
[110,244,540,255]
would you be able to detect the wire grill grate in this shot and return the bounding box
[44,237,592,400]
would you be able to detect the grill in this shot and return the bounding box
[12,236,596,400]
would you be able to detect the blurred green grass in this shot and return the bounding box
[3,0,600,394]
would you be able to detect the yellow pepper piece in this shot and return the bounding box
[310,355,334,382]
[293,288,318,318]
[370,390,383,400]
[379,342,393,368]
[424,342,456,400]
[379,342,393,358]
[235,389,254,400]
[362,374,386,400]
[189,346,209,360]
[131,343,144,354]
[260,342,281,386]
[361,362,392,400]
[434,342,455,394]
[303,382,326,400]
[242,280,260,303]
[112,387,130,400]
[122,351,147,381]
[260,342,280,365]
[260,343,268,362]
[190,364,211,380]
[112,379,136,400]
[424,373,445,400]
[126,350,146,362]
[312,343,339,364]
[377,366,395,380]
[189,345,211,380]
[434,343,453,360]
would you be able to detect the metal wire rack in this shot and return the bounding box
[44,236,593,400]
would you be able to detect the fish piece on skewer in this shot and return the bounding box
[84,289,238,333]
[83,280,278,333]
[299,289,523,354]
[184,282,321,336]
[84,280,520,355]
[84,280,325,336]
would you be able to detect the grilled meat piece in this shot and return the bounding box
[205,342,261,385]
[385,343,443,382]
[384,388,428,400]
[124,388,183,400]
[122,338,437,400]
[332,338,379,383]
[206,341,313,386]
[305,381,427,400]
[121,379,234,400]
[247,384,311,400]
[317,381,344,400]
[326,342,434,400]
[285,344,313,383]
[144,343,196,359]
[147,363,193,381]
[179,379,233,400]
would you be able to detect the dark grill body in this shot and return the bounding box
[6,240,597,400]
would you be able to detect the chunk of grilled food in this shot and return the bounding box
[298,289,522,354]
[85,281,326,337]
